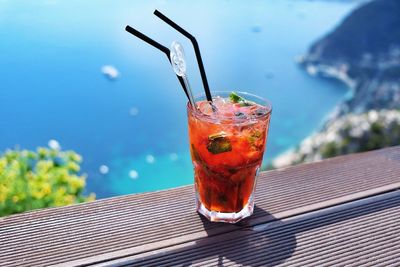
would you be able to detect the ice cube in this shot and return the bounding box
[212,96,227,108]
[198,101,214,115]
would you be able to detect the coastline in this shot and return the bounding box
[271,0,400,168]
[272,59,354,168]
[274,58,400,167]
[296,55,357,90]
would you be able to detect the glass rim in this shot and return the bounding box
[187,91,272,124]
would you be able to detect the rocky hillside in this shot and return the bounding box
[275,0,400,167]
[273,109,400,168]
[306,0,400,64]
[299,0,400,117]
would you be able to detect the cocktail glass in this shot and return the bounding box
[188,91,272,223]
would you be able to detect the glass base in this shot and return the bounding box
[196,194,255,224]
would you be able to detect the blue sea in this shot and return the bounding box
[0,0,361,198]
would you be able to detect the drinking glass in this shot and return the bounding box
[187,91,272,223]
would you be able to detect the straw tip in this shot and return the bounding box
[125,25,130,31]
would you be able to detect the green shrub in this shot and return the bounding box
[359,122,390,152]
[0,147,95,217]
[321,142,339,158]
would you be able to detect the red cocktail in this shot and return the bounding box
[188,91,272,223]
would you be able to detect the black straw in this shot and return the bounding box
[154,10,212,102]
[125,25,190,101]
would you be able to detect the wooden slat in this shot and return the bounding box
[0,146,399,267]
[117,191,400,267]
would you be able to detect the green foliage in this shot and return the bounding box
[359,122,387,152]
[321,120,400,160]
[321,142,339,158]
[0,147,95,217]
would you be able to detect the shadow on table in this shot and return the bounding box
[125,194,400,266]
[180,205,297,267]
[183,193,400,267]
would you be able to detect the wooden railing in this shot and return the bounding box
[1,146,400,266]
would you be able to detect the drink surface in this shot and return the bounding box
[188,93,271,213]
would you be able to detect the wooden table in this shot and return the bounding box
[1,146,400,266]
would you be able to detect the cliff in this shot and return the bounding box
[275,0,400,167]
[273,109,400,168]
[300,0,400,117]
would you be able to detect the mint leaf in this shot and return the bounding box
[229,92,253,107]
[229,92,242,103]
[207,133,232,154]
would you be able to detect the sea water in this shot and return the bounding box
[0,0,361,197]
